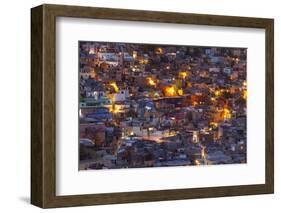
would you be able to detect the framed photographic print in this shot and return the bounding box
[31,4,274,208]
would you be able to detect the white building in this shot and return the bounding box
[114,89,129,102]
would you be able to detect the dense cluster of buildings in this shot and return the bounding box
[79,41,247,170]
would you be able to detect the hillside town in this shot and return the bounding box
[79,41,247,170]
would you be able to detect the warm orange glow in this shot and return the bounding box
[163,85,178,97]
[192,131,199,143]
[132,51,137,59]
[186,82,192,88]
[210,122,218,128]
[223,108,231,119]
[162,84,183,97]
[166,86,176,96]
[215,90,222,97]
[163,130,178,137]
[109,104,122,114]
[178,71,189,79]
[242,90,247,100]
[139,59,149,64]
[109,82,119,93]
[177,88,183,96]
[199,144,208,164]
[155,47,163,54]
[194,159,200,165]
[243,81,247,87]
[192,101,198,107]
[146,77,157,87]
[201,146,206,160]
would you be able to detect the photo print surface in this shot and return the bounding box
[79,41,247,170]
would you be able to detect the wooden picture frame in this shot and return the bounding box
[31,4,274,208]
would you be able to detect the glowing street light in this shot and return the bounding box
[164,85,177,96]
[146,77,157,87]
[178,71,189,79]
[109,82,119,93]
[223,108,231,119]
